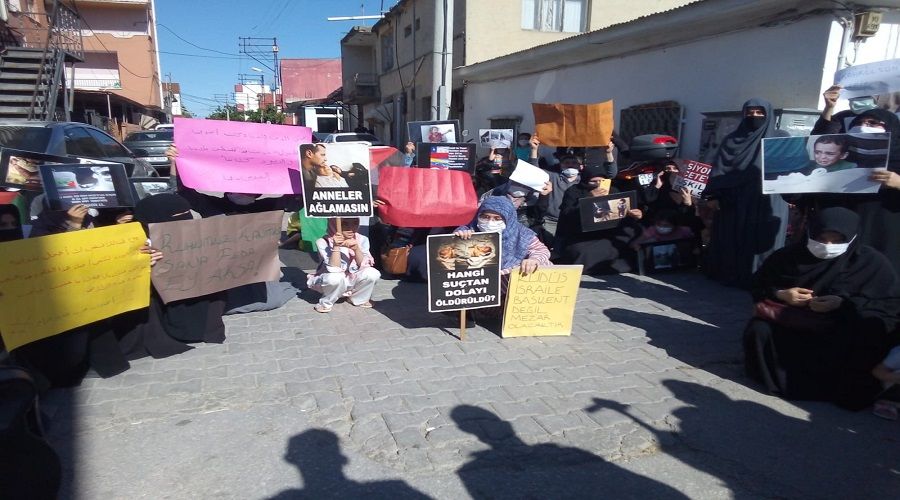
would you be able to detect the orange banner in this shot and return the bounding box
[532,100,614,147]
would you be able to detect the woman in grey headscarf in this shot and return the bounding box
[702,98,789,288]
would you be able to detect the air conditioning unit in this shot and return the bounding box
[854,11,882,38]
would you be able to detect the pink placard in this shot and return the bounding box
[173,117,312,194]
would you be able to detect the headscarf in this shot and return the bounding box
[710,98,774,180]
[133,193,193,233]
[581,164,612,182]
[751,207,895,300]
[848,108,900,172]
[0,203,23,242]
[459,196,536,269]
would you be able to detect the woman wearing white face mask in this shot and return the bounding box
[744,207,899,410]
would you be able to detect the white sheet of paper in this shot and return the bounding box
[509,159,550,191]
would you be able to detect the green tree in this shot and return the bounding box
[244,105,285,124]
[207,104,243,121]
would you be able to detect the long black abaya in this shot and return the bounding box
[703,98,789,289]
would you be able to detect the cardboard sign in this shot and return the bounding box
[148,210,282,303]
[300,143,373,218]
[416,143,476,173]
[40,162,134,209]
[532,100,614,147]
[376,167,479,228]
[131,177,170,200]
[0,223,150,350]
[0,148,78,191]
[579,190,637,232]
[426,232,501,312]
[672,160,713,198]
[501,265,582,338]
[478,129,514,149]
[173,117,311,194]
[834,58,900,99]
[761,133,886,194]
[407,120,460,144]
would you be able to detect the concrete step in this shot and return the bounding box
[0,83,48,91]
[0,61,48,70]
[0,72,42,81]
[1,48,48,60]
[0,106,32,115]
[0,94,45,103]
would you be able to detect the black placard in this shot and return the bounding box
[39,162,135,210]
[0,148,78,191]
[415,142,476,173]
[578,191,637,232]
[426,232,502,313]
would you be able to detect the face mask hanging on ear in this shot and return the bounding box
[807,235,855,259]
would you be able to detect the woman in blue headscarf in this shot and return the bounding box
[454,196,551,279]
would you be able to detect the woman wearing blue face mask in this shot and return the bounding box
[744,207,899,410]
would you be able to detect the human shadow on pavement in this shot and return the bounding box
[450,405,688,499]
[267,429,431,499]
[372,281,463,334]
[587,379,900,498]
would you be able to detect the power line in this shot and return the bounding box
[160,50,244,60]
[158,24,240,57]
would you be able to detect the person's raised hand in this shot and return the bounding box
[66,204,89,225]
[822,85,841,110]
[655,170,665,189]
[342,237,359,248]
[332,232,345,246]
[870,169,900,190]
[140,244,164,267]
[680,187,693,206]
[520,258,539,276]
[809,294,843,313]
[627,209,643,220]
[776,287,814,307]
[530,135,540,151]
[540,181,552,196]
[454,229,474,240]
[116,212,134,224]
[166,144,178,175]
[373,199,386,208]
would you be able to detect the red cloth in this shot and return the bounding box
[376,167,478,228]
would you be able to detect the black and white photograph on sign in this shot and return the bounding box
[303,142,373,218]
[426,232,502,313]
[131,177,171,200]
[39,163,135,210]
[578,191,637,232]
[407,120,459,144]
[761,133,888,194]
[415,143,476,173]
[478,129,514,149]
[0,148,78,191]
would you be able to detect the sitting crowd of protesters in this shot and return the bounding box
[1,88,898,418]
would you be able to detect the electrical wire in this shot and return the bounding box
[160,50,245,60]
[157,23,240,56]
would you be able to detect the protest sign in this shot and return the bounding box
[508,159,550,191]
[407,120,459,144]
[761,133,886,194]
[478,129,514,149]
[148,210,282,303]
[501,265,582,338]
[416,143,476,172]
[579,190,637,232]
[834,58,900,99]
[426,232,501,313]
[672,160,713,198]
[131,177,170,200]
[0,223,150,350]
[300,142,373,218]
[40,162,134,209]
[0,148,78,191]
[376,167,478,228]
[532,100,614,147]
[173,117,311,194]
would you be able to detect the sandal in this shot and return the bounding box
[314,303,332,313]
[873,400,898,420]
[351,301,373,308]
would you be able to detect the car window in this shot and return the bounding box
[86,128,131,157]
[64,127,104,157]
[126,131,173,142]
[0,126,52,151]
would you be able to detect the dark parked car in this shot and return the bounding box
[124,130,173,174]
[0,121,159,177]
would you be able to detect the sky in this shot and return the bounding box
[155,0,387,117]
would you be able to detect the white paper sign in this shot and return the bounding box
[835,58,900,99]
[509,159,550,191]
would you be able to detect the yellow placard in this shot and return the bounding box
[0,223,150,350]
[501,265,583,338]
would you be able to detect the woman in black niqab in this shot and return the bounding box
[116,194,226,360]
[744,207,899,409]
[702,98,789,288]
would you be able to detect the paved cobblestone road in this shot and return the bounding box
[43,266,900,499]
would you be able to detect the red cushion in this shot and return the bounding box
[376,167,478,228]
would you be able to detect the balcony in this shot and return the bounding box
[73,78,122,89]
[345,72,380,104]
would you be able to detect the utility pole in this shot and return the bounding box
[431,0,453,120]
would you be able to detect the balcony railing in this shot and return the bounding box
[73,78,122,89]
[354,72,378,86]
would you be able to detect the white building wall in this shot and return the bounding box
[463,15,840,159]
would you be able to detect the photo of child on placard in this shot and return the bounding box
[426,232,502,313]
[431,234,498,272]
[406,120,460,144]
[762,133,887,194]
[578,191,637,232]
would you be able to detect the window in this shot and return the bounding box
[0,126,52,151]
[63,127,104,157]
[522,0,586,33]
[86,128,130,158]
[404,25,412,38]
[415,18,421,31]
[381,30,395,72]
